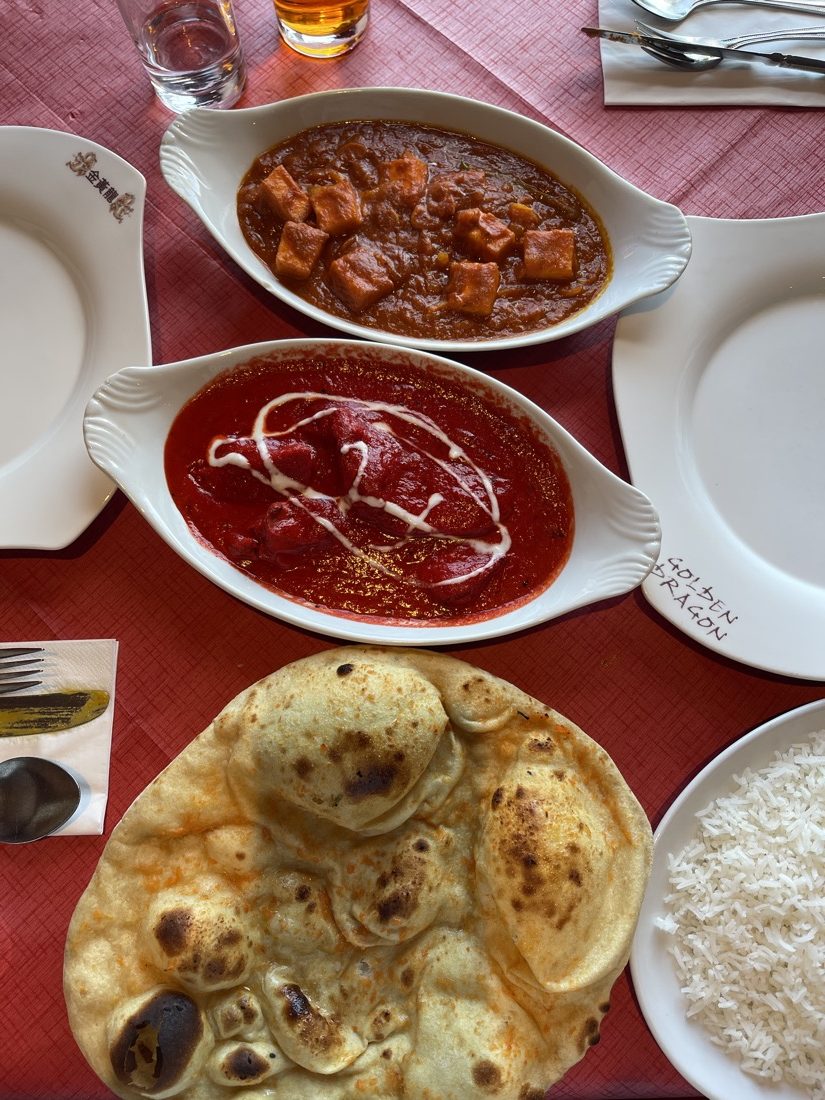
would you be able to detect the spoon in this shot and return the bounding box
[0,757,81,843]
[630,0,825,24]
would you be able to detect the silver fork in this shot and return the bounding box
[636,17,825,49]
[0,647,45,696]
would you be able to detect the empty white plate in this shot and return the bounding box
[613,212,825,680]
[0,127,150,549]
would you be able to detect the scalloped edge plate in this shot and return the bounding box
[630,696,825,1100]
[0,126,150,549]
[84,338,660,644]
[613,213,825,681]
[159,88,691,353]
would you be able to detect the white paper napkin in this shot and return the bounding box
[0,639,118,836]
[597,0,825,105]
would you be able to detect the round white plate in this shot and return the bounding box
[83,337,660,646]
[630,696,825,1100]
[0,127,150,549]
[613,213,825,680]
[159,87,691,353]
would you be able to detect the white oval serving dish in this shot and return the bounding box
[159,88,691,354]
[84,338,660,645]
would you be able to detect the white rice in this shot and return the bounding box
[655,729,825,1097]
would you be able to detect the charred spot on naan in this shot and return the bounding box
[479,741,651,993]
[231,655,449,830]
[147,894,254,992]
[333,728,411,800]
[206,1040,283,1085]
[488,779,598,923]
[330,825,467,946]
[355,727,466,837]
[107,988,209,1097]
[261,964,367,1073]
[474,1062,545,1098]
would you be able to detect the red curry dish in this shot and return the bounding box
[164,351,574,623]
[236,121,611,341]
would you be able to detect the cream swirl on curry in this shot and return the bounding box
[164,351,573,622]
[206,391,511,594]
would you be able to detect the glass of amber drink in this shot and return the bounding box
[274,0,369,57]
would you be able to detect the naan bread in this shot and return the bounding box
[64,647,652,1099]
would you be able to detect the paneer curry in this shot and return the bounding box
[236,121,611,340]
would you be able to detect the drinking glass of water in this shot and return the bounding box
[115,0,246,112]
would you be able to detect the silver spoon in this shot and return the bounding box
[637,17,825,67]
[0,757,81,843]
[631,0,825,24]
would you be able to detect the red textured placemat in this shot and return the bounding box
[2,1,822,1097]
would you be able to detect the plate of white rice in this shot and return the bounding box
[630,697,825,1100]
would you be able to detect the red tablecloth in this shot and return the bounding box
[1,2,822,1097]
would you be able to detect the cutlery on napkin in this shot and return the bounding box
[0,639,118,836]
[595,0,825,105]
[584,25,825,73]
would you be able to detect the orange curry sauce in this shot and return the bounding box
[237,120,610,340]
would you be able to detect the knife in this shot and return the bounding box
[0,690,111,737]
[582,26,825,75]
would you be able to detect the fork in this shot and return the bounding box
[636,17,825,49]
[0,648,45,696]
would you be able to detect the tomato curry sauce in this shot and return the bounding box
[164,351,574,623]
[237,120,611,341]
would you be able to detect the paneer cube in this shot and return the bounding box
[454,208,515,262]
[328,248,396,312]
[259,164,311,222]
[508,201,540,229]
[309,178,363,235]
[522,228,576,280]
[274,221,329,281]
[445,261,500,317]
[382,154,428,206]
